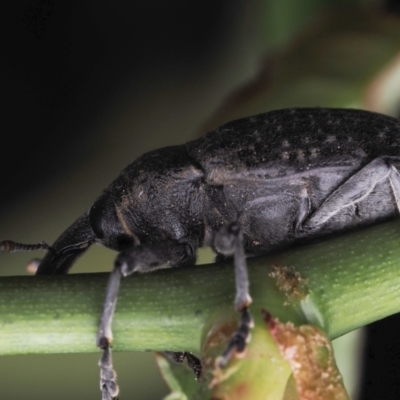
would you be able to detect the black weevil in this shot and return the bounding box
[2,107,400,399]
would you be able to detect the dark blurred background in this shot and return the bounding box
[1,0,400,399]
[0,1,258,212]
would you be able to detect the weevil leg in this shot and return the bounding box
[303,157,400,231]
[214,222,254,367]
[97,266,122,400]
[97,242,198,399]
[163,351,202,379]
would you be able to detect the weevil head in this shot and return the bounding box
[89,145,205,252]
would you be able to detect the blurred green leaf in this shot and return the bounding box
[200,6,400,134]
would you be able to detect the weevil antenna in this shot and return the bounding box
[0,240,50,253]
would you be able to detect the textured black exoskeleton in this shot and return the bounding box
[3,107,400,399]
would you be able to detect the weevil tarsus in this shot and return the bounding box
[99,344,119,400]
[163,351,202,379]
[217,307,254,368]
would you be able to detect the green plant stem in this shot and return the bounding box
[1,220,400,356]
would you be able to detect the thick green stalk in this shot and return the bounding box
[0,219,400,356]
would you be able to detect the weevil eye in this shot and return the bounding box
[89,200,106,239]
